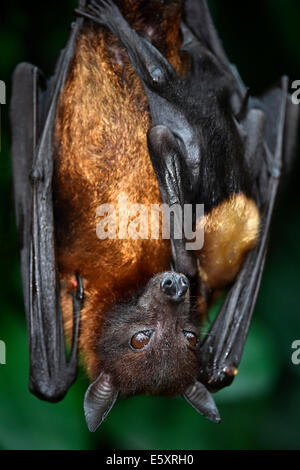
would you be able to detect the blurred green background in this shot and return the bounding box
[1,0,300,450]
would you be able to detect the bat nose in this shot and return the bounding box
[161,273,189,301]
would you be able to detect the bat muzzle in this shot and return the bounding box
[160,273,189,302]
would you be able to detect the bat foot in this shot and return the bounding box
[76,0,121,28]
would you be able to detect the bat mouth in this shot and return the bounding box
[160,272,189,302]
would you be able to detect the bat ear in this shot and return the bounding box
[84,371,118,432]
[183,381,221,424]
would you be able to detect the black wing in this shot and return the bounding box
[198,77,298,390]
[10,1,86,402]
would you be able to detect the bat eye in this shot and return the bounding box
[183,331,198,348]
[131,331,152,350]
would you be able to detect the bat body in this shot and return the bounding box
[10,0,298,432]
[53,0,186,380]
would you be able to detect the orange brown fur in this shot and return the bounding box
[196,193,260,290]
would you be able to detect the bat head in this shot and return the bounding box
[84,272,220,431]
[97,271,197,396]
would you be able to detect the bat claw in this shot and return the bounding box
[67,272,84,369]
[75,0,121,28]
[75,272,84,302]
[223,365,239,377]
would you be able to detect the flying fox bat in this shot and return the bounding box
[10,0,298,432]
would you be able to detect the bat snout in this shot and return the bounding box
[160,273,189,302]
